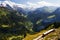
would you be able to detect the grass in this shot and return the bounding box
[23,30,48,40]
[23,27,60,40]
[1,25,9,27]
[0,27,59,40]
[8,35,24,40]
[0,25,60,40]
[44,27,60,40]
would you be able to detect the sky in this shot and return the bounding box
[10,0,60,8]
[11,0,60,4]
[0,0,60,9]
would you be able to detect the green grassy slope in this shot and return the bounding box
[24,27,60,40]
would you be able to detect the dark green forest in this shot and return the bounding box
[0,7,60,40]
[0,7,33,40]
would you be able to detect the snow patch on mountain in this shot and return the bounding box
[0,0,60,10]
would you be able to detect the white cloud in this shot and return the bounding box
[3,0,60,9]
[26,2,37,9]
[15,1,60,9]
[7,1,60,9]
[16,4,26,8]
[0,0,60,9]
[0,0,10,1]
[37,1,60,7]
[25,1,60,9]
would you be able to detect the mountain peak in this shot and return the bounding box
[0,1,60,9]
[0,0,16,8]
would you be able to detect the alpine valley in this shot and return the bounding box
[0,0,60,40]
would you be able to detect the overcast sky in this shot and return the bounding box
[11,0,60,4]
[0,0,60,8]
[0,0,60,5]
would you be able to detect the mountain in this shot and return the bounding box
[0,0,26,14]
[27,6,58,32]
[0,0,59,13]
[0,7,33,39]
[0,0,60,32]
[27,6,57,23]
[53,7,60,22]
[0,0,59,15]
[0,0,14,8]
[0,1,60,40]
[13,5,26,14]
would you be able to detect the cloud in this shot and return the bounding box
[26,2,37,9]
[0,0,9,1]
[1,0,59,9]
[16,1,60,9]
[25,1,60,9]
[37,1,60,7]
[16,4,26,8]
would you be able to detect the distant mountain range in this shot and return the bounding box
[0,0,60,31]
[0,0,57,13]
